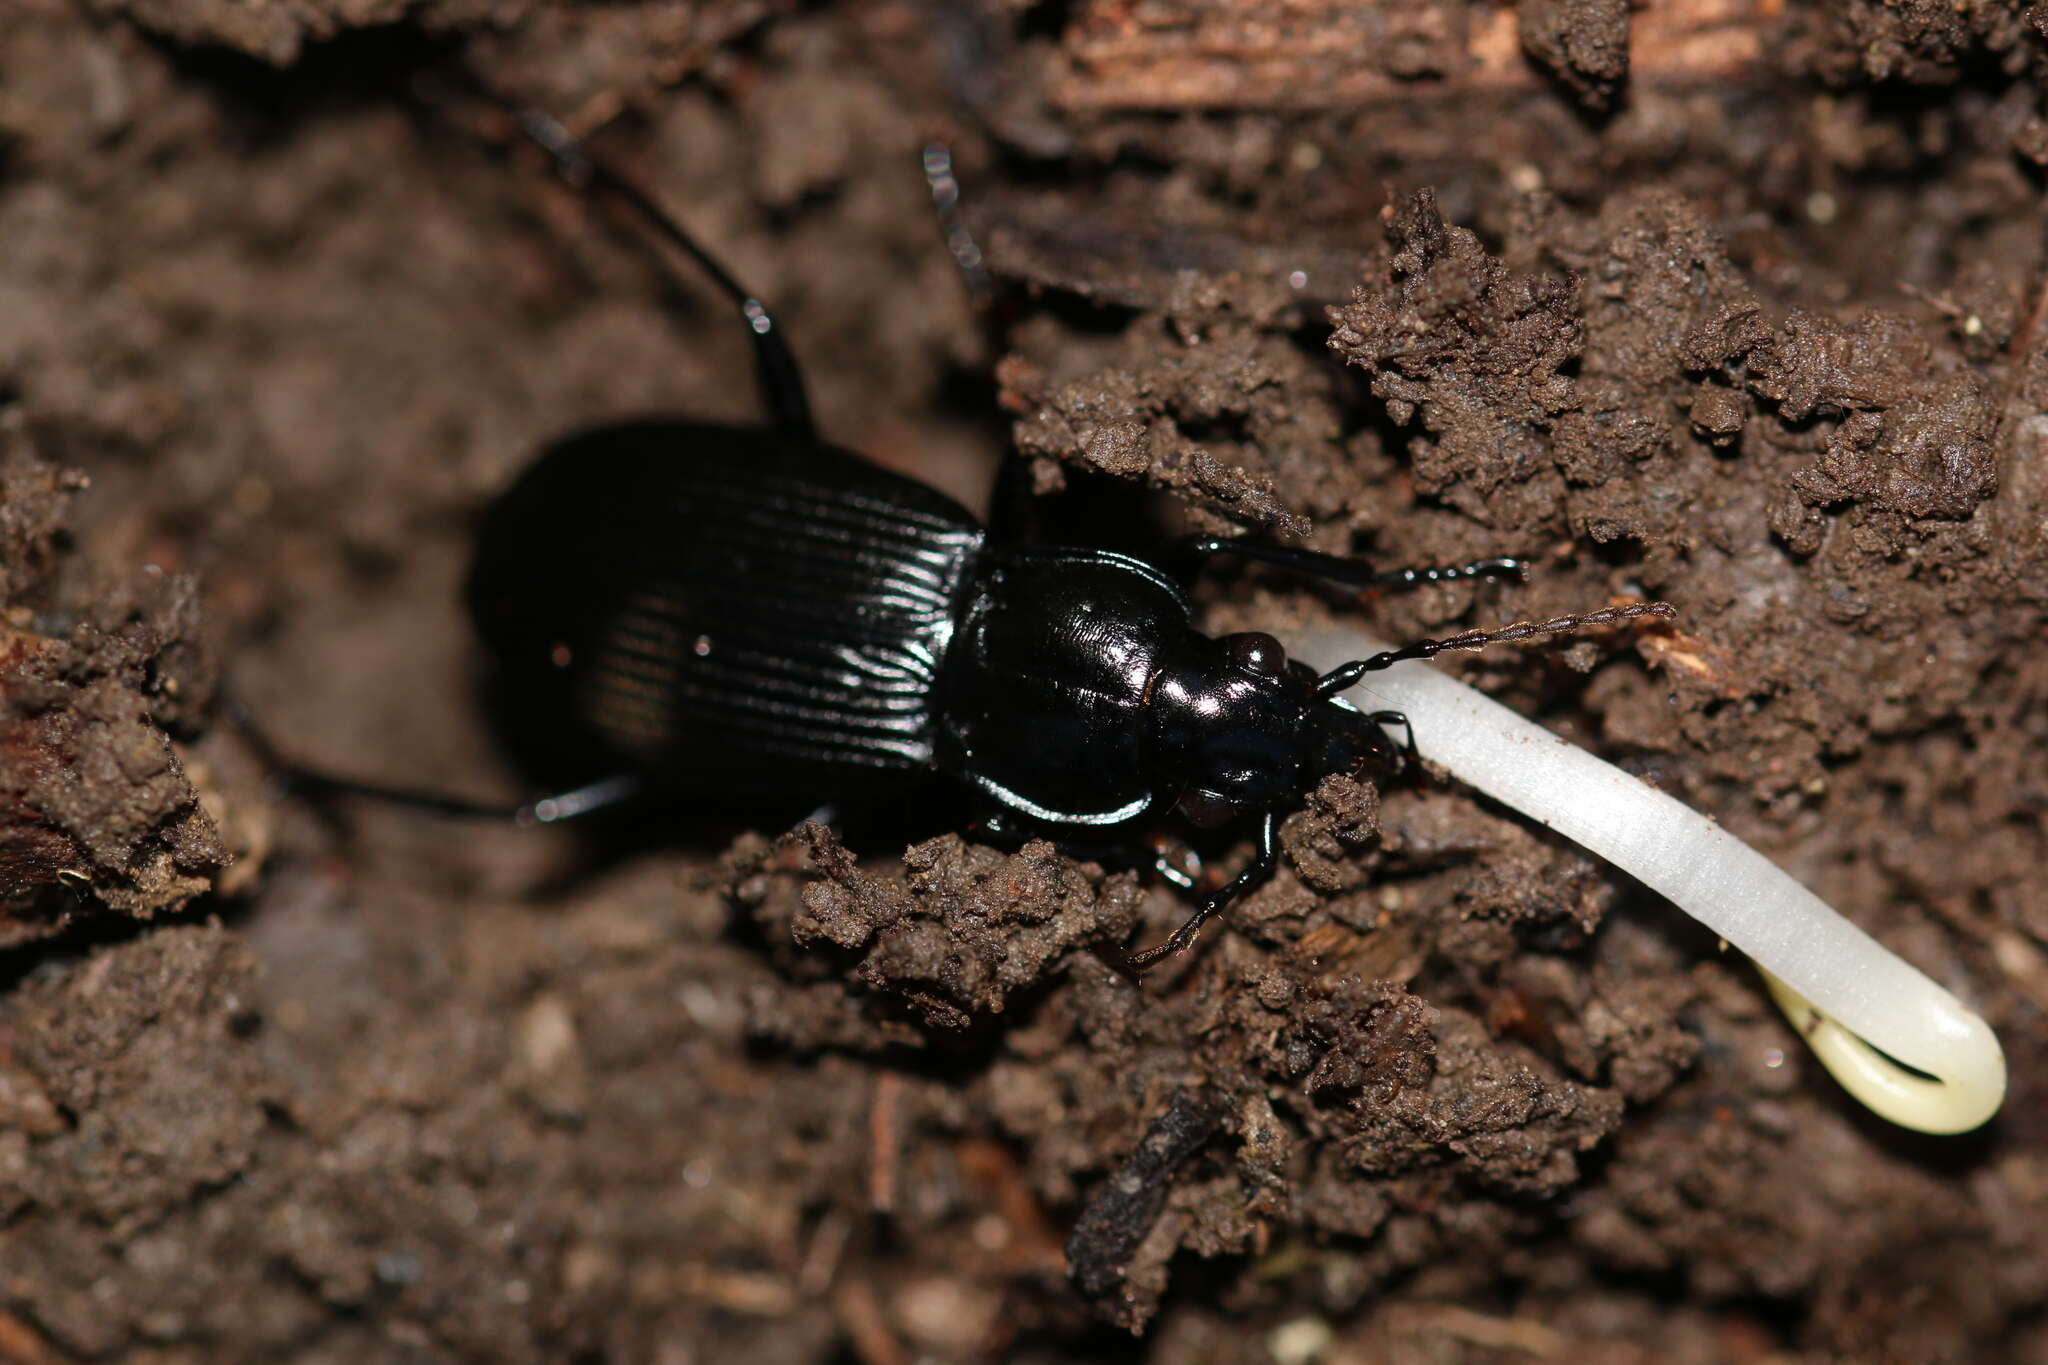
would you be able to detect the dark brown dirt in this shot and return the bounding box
[0,436,224,942]
[2,1,2047,1361]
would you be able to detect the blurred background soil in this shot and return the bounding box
[2,0,2047,1360]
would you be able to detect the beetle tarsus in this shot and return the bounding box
[1124,905,1216,973]
[516,774,644,825]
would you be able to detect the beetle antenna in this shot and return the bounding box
[1314,601,1675,697]
[508,105,818,441]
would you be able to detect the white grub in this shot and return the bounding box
[1294,628,2006,1135]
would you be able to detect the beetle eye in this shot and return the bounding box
[1227,632,1286,676]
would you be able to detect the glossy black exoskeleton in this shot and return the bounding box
[322,106,1670,971]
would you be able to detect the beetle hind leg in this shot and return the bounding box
[418,72,817,440]
[277,767,641,827]
[225,692,642,826]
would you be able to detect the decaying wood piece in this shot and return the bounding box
[1053,0,1784,111]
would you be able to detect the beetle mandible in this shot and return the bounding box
[308,103,1671,972]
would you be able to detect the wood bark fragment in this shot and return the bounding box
[1054,0,1785,111]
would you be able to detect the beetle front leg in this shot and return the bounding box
[1125,808,1280,973]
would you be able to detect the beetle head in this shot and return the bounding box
[1148,632,1395,825]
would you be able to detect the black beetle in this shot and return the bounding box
[299,106,1670,971]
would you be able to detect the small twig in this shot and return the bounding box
[1066,1092,1222,1298]
[0,1311,71,1365]
[869,1070,904,1213]
[1056,0,1783,111]
[1384,1303,1567,1358]
[1995,234,2048,430]
[832,1277,909,1365]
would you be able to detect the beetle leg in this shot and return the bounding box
[283,767,641,827]
[1180,537,1528,590]
[1151,834,1201,892]
[414,71,814,434]
[513,774,644,824]
[1126,808,1279,973]
[501,105,818,440]
[1367,710,1417,769]
[226,689,643,826]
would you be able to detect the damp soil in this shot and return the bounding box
[3,2,2048,1361]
